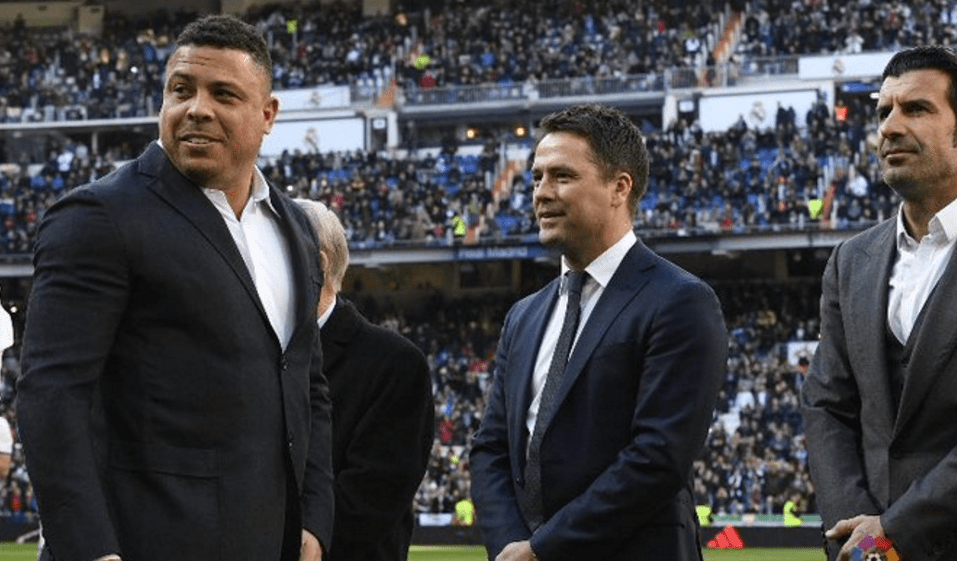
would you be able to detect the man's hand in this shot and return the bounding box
[495,540,538,561]
[826,514,885,561]
[300,529,322,561]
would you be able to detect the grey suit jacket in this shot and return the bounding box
[17,142,334,561]
[802,217,957,561]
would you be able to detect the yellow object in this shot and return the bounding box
[454,498,475,526]
[783,499,802,527]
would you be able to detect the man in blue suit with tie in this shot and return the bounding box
[470,104,727,561]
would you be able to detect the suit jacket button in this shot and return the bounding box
[280,356,288,370]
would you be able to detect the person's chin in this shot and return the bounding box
[538,229,565,248]
[175,159,219,187]
[882,171,917,198]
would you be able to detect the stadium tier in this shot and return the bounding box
[0,0,944,542]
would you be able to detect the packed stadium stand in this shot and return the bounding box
[0,0,942,538]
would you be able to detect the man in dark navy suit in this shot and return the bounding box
[17,15,333,561]
[470,104,727,561]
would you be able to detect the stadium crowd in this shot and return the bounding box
[6,0,957,123]
[0,90,900,256]
[0,0,733,122]
[737,0,957,57]
[4,0,948,528]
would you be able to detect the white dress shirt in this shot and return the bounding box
[317,296,336,329]
[888,199,957,344]
[203,168,296,350]
[526,230,638,440]
[0,289,12,352]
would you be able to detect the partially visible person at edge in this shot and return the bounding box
[16,14,333,561]
[0,296,12,483]
[297,199,434,561]
[470,103,727,561]
[803,45,957,561]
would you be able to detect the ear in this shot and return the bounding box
[610,171,633,208]
[319,249,329,273]
[263,95,279,135]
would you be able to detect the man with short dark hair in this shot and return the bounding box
[470,104,727,561]
[803,45,957,561]
[17,14,333,561]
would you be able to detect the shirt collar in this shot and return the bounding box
[157,139,277,216]
[895,197,957,249]
[317,296,337,329]
[247,166,278,213]
[561,229,637,290]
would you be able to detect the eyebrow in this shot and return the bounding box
[166,71,245,90]
[877,95,935,113]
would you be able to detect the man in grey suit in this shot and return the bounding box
[470,104,726,561]
[803,45,957,561]
[17,15,333,561]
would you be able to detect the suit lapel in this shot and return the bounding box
[139,143,263,308]
[550,242,653,419]
[139,143,318,345]
[507,280,561,458]
[269,187,323,340]
[895,233,957,436]
[846,221,897,445]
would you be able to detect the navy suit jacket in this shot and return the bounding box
[803,217,957,560]
[470,240,727,561]
[17,142,334,561]
[320,299,434,561]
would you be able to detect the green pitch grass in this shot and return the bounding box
[0,544,38,560]
[0,544,826,560]
[408,545,826,560]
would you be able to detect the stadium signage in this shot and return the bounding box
[456,246,543,261]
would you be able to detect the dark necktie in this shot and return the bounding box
[520,270,586,530]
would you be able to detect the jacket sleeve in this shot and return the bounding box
[800,242,882,557]
[301,325,335,554]
[880,445,957,560]
[17,190,128,561]
[331,335,435,547]
[470,302,534,559]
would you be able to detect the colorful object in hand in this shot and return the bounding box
[850,535,899,561]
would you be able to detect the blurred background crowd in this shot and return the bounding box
[3,0,949,527]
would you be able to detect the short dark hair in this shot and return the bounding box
[537,104,650,214]
[882,46,957,122]
[175,14,273,90]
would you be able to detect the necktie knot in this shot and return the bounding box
[565,270,585,301]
